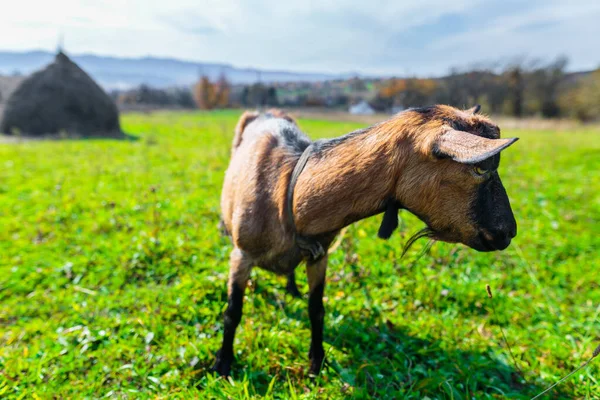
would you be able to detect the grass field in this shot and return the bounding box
[1,110,599,399]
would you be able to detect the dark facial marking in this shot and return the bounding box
[471,171,517,250]
[474,153,501,172]
[471,120,501,139]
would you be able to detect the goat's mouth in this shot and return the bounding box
[402,226,508,255]
[468,232,504,252]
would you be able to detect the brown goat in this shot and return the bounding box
[213,105,518,377]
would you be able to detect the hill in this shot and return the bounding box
[0,50,347,89]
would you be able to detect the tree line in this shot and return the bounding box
[374,57,599,120]
[111,56,600,121]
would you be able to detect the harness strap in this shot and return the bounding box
[286,143,325,261]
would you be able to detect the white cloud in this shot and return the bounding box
[0,0,598,74]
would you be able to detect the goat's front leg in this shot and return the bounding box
[212,248,252,377]
[306,255,327,376]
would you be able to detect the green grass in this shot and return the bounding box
[0,110,599,399]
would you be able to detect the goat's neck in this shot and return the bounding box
[293,123,415,235]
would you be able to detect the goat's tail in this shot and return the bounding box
[232,111,259,152]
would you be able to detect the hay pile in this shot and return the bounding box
[0,52,121,137]
[0,75,25,118]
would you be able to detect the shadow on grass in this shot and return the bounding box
[197,283,564,399]
[322,314,539,398]
[0,130,139,142]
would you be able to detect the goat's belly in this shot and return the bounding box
[255,247,303,275]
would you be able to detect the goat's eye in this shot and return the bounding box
[473,166,488,176]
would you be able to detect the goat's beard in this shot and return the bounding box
[402,227,436,258]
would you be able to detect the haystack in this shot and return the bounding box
[0,52,121,137]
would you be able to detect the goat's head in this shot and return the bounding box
[394,105,518,252]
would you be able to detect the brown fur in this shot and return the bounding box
[293,105,501,244]
[215,105,514,376]
[222,105,509,275]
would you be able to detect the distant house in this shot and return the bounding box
[349,100,375,115]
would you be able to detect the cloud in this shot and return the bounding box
[159,12,220,35]
[0,0,598,75]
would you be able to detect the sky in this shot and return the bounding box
[1,0,599,76]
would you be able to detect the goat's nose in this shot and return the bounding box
[495,234,512,250]
[508,225,517,239]
[484,227,513,250]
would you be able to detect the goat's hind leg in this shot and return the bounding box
[285,271,302,298]
[212,248,252,377]
[306,255,328,376]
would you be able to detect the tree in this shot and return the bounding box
[527,56,568,117]
[506,66,525,117]
[266,87,278,106]
[377,78,437,109]
[214,73,231,108]
[560,68,600,122]
[239,84,278,107]
[193,76,217,110]
[240,87,250,106]
[349,77,367,92]
[438,68,508,113]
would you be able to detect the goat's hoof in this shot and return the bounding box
[211,354,232,377]
[308,361,323,377]
[308,350,325,377]
[211,362,231,377]
[285,282,302,298]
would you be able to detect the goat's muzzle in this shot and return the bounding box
[471,226,517,252]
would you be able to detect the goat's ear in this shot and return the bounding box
[433,129,519,164]
[235,111,259,135]
[233,111,259,149]
[466,104,481,114]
